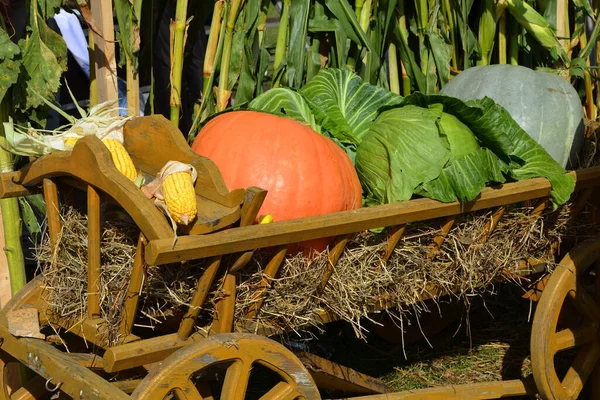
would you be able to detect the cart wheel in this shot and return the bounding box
[531,236,600,400]
[131,333,321,400]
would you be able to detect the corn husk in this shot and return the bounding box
[2,85,131,157]
[141,161,198,243]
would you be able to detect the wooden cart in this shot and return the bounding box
[0,115,599,400]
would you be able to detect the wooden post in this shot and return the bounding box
[91,0,118,105]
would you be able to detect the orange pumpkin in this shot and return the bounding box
[191,110,362,253]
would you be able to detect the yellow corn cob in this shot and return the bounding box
[102,139,138,182]
[64,137,79,148]
[162,171,197,225]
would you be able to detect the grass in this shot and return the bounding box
[295,283,542,398]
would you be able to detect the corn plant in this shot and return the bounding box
[177,0,600,139]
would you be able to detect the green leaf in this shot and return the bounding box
[18,197,41,243]
[39,0,61,19]
[287,0,311,89]
[428,30,453,88]
[324,0,372,50]
[114,0,139,68]
[248,88,320,133]
[356,105,450,203]
[0,58,21,104]
[401,93,575,206]
[299,68,403,145]
[17,35,64,109]
[235,40,258,105]
[24,194,46,215]
[13,2,67,110]
[0,30,20,60]
[229,0,259,91]
[38,13,68,71]
[421,148,509,202]
[437,111,479,161]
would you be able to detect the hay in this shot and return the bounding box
[36,199,597,343]
[233,204,584,338]
[37,207,138,345]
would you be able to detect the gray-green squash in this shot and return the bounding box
[440,64,584,169]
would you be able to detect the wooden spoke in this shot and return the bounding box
[259,382,298,400]
[552,325,598,353]
[221,359,252,400]
[171,379,202,400]
[130,334,320,399]
[562,343,600,398]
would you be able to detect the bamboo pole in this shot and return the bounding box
[169,0,189,125]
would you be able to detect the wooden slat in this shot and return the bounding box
[0,324,129,399]
[382,225,406,264]
[177,257,221,340]
[119,234,146,337]
[355,378,536,399]
[210,273,236,334]
[43,179,61,249]
[298,352,390,395]
[87,185,102,319]
[426,215,455,258]
[209,187,267,332]
[245,245,288,320]
[480,206,506,244]
[147,174,558,265]
[103,332,206,373]
[148,167,600,265]
[316,235,350,295]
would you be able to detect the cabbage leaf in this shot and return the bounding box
[299,68,403,146]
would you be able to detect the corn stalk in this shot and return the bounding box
[217,0,246,110]
[169,0,189,125]
[0,100,25,296]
